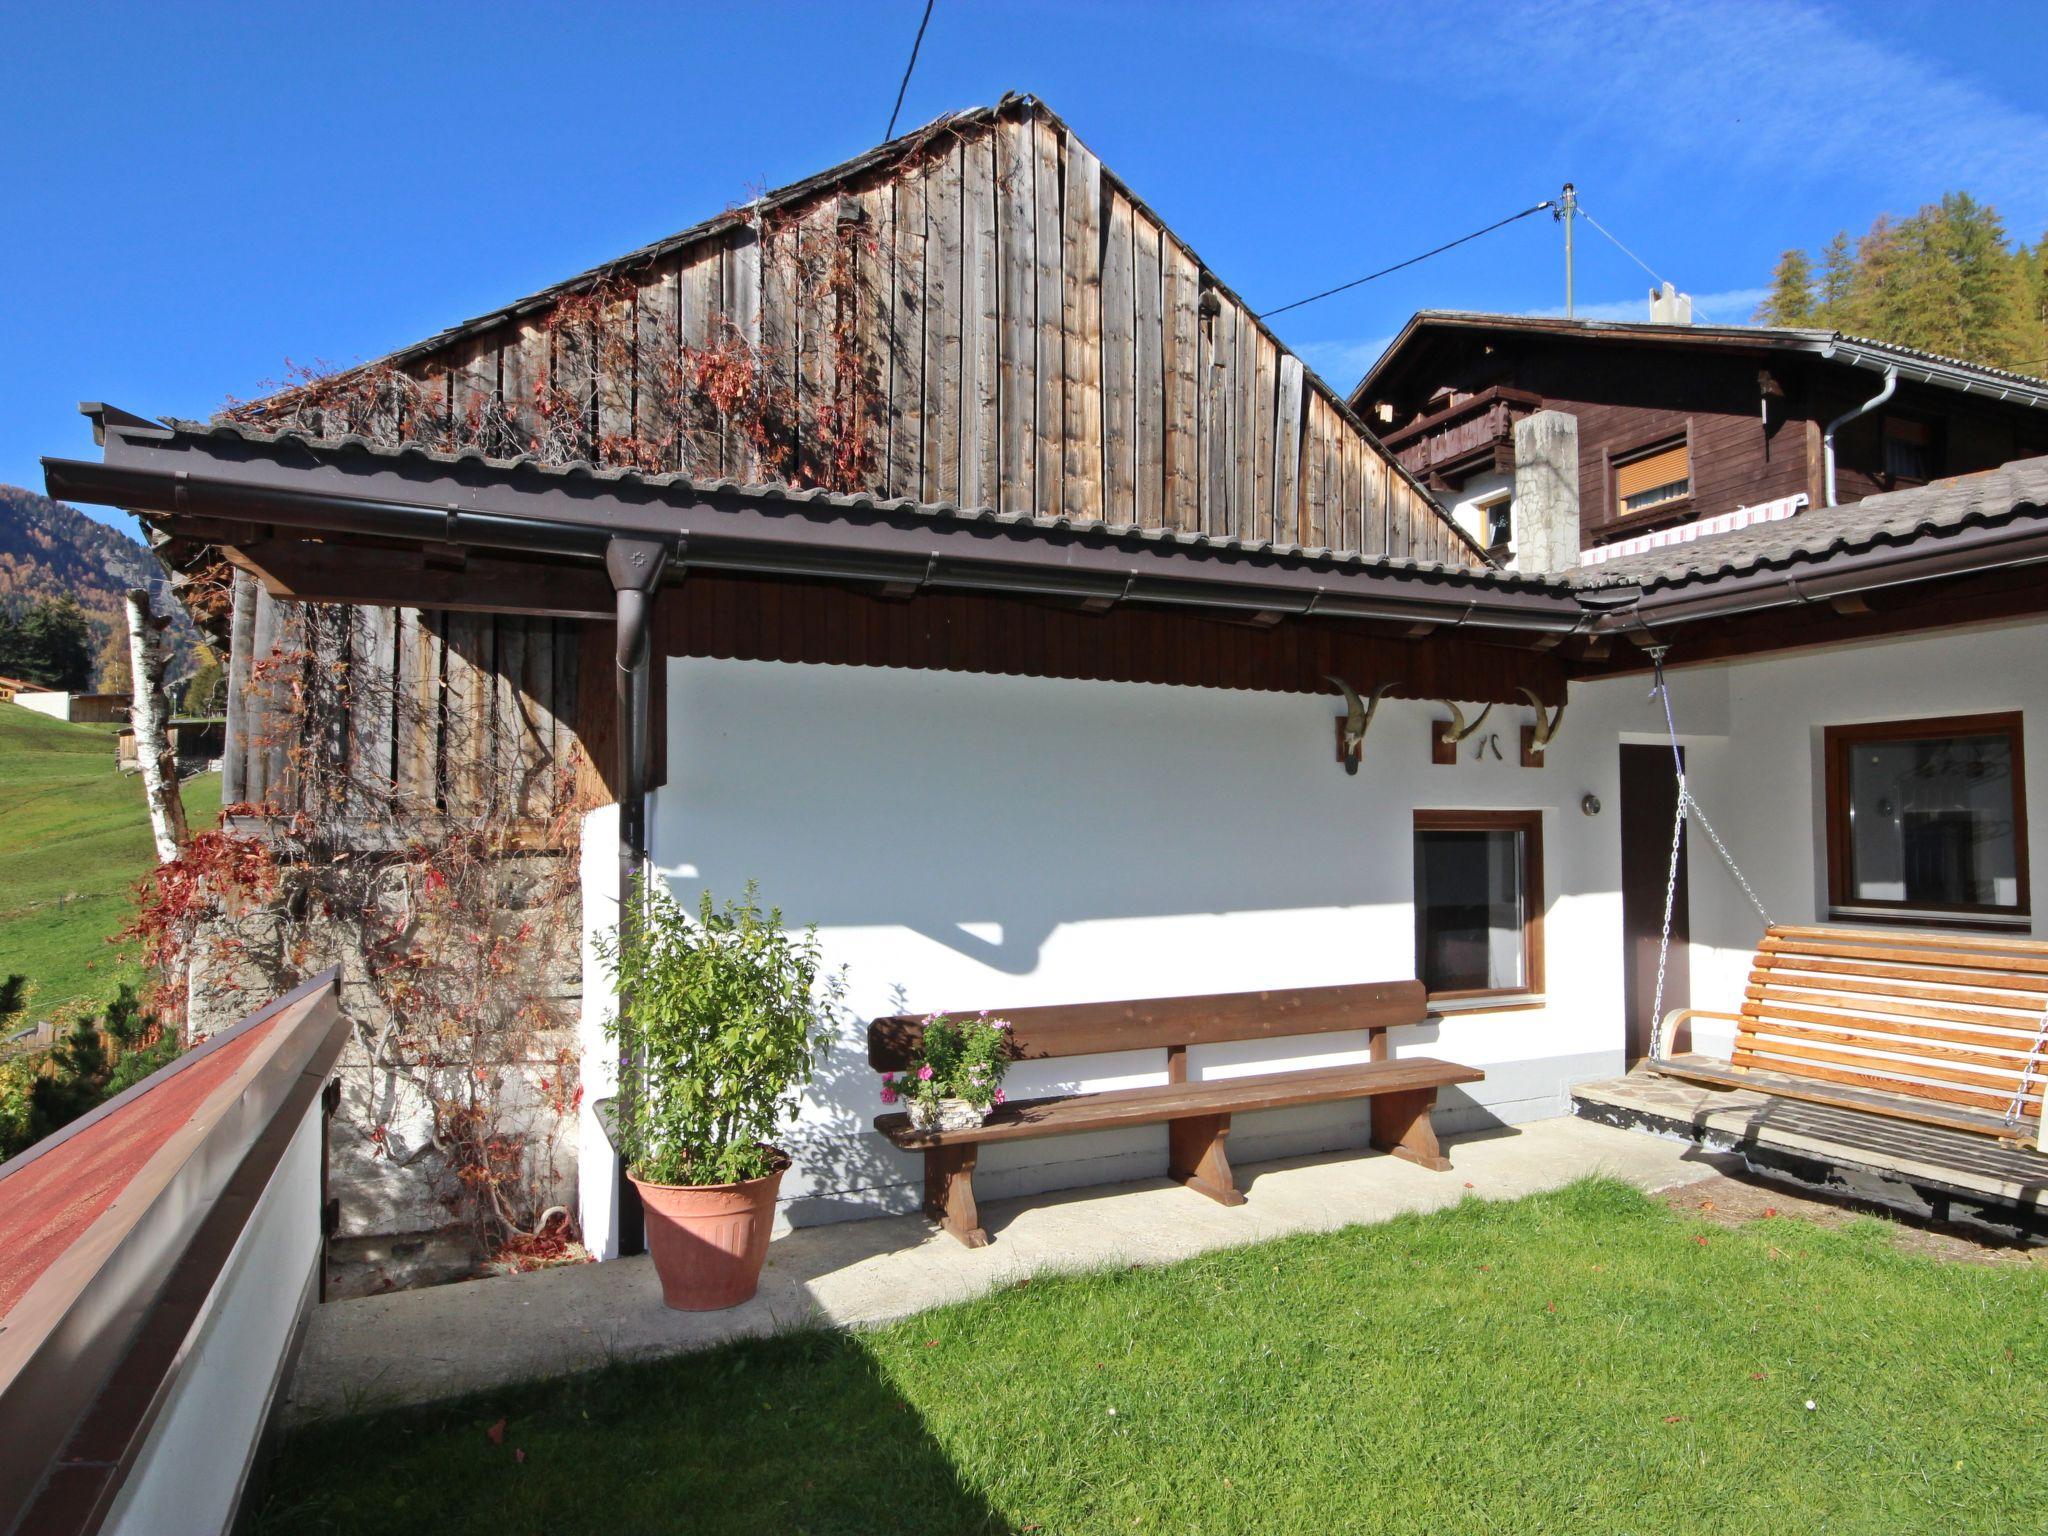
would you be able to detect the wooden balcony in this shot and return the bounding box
[1381,386,1541,488]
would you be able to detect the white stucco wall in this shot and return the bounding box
[624,652,1739,1225]
[1443,468,1514,558]
[573,615,2046,1231]
[11,690,73,720]
[103,1106,322,1536]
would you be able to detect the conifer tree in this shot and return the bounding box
[1754,249,1815,325]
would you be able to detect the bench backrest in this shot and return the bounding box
[867,980,1428,1072]
[1738,924,2048,1124]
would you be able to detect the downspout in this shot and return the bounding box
[604,536,673,1258]
[1822,367,1897,506]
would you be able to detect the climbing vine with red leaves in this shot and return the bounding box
[179,187,898,1272]
[132,601,585,1262]
[229,205,885,497]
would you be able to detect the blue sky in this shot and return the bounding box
[8,0,2045,535]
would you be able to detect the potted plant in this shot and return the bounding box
[882,1012,1013,1132]
[599,880,840,1311]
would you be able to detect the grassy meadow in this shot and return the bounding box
[0,698,220,1021]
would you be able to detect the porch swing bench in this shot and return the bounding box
[1635,647,2048,1150]
[1651,924,2048,1145]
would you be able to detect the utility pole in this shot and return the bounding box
[1557,183,1578,318]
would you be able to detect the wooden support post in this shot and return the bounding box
[924,1144,987,1248]
[1368,1088,1451,1172]
[1168,1112,1245,1207]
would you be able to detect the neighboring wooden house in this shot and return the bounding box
[1352,311,2048,567]
[10,690,128,724]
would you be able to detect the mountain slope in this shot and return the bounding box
[0,485,201,684]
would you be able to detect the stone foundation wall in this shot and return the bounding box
[186,853,582,1279]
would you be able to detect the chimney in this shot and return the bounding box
[1511,410,1581,574]
[1649,281,1693,324]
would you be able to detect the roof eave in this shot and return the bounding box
[44,413,1584,635]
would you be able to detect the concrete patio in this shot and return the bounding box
[286,1114,1713,1422]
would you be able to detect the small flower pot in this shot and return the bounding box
[906,1097,989,1133]
[629,1153,788,1312]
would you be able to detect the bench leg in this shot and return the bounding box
[923,1145,988,1248]
[1369,1088,1452,1172]
[1169,1113,1247,1207]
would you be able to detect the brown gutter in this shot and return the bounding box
[42,415,1585,633]
[1591,516,2048,631]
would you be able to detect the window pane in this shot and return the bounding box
[1845,733,2019,908]
[1415,829,1526,991]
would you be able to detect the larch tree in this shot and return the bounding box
[1753,249,1815,326]
[1765,197,2048,373]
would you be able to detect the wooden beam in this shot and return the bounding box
[225,541,615,620]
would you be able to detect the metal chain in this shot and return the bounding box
[2004,997,2048,1126]
[1645,647,1772,1062]
[1685,794,1772,927]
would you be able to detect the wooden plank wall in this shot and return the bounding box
[387,102,1474,567]
[226,585,584,829]
[656,571,1564,705]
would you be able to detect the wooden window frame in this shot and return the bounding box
[1610,432,1693,520]
[1413,809,1546,1002]
[1823,711,2030,926]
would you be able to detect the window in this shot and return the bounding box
[1476,494,1513,561]
[1414,810,1544,998]
[1882,416,1937,483]
[1613,439,1690,517]
[1825,713,2029,922]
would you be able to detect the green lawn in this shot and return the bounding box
[257,1180,2048,1535]
[0,698,220,1019]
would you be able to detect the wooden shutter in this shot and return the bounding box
[1615,441,1689,512]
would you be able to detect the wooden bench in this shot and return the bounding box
[1653,924,2048,1144]
[870,981,1483,1246]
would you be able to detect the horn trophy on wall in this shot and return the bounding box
[1430,700,1492,766]
[1517,687,1567,767]
[1327,676,1399,775]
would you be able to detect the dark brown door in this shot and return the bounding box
[1620,743,1688,1065]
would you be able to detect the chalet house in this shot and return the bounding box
[1353,311,2048,570]
[42,97,2048,1274]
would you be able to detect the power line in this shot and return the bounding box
[884,0,938,142]
[1574,201,1715,323]
[1257,201,1556,321]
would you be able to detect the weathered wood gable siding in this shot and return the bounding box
[384,102,1475,566]
[225,580,589,829]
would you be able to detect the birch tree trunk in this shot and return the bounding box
[125,587,188,864]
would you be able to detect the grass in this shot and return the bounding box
[257,1179,2048,1535]
[0,698,220,1018]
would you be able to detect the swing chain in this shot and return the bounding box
[2004,999,2048,1126]
[1645,647,1771,1063]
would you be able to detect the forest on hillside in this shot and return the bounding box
[0,483,202,689]
[1754,193,2048,375]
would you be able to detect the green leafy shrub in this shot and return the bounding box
[597,881,841,1188]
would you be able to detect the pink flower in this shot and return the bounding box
[993,1019,1011,1031]
[880,1086,898,1104]
[918,1065,935,1081]
[881,1072,895,1083]
[993,1088,1007,1105]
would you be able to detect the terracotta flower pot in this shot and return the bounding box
[629,1154,787,1311]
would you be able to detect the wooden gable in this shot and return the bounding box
[252,98,1480,568]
